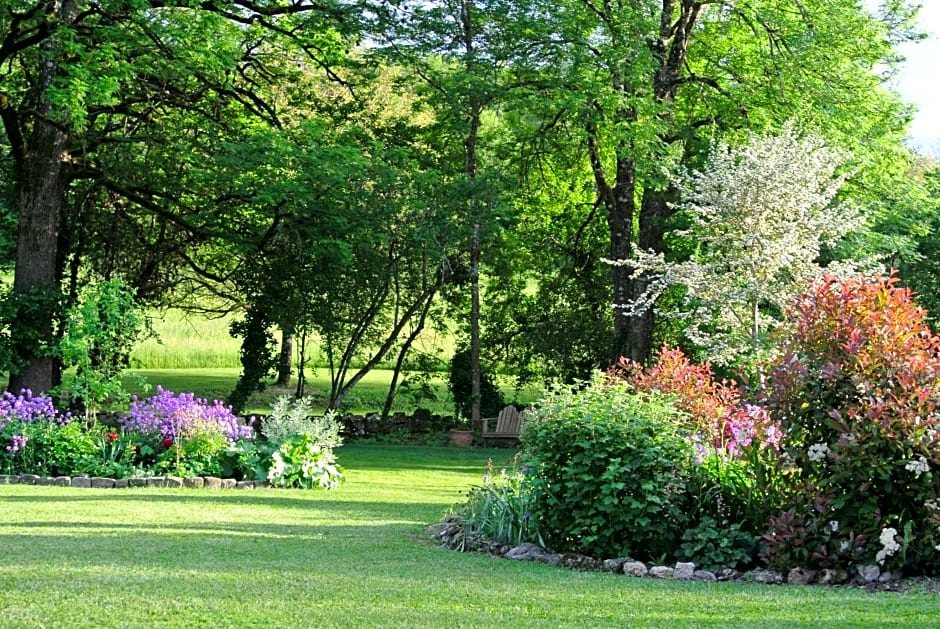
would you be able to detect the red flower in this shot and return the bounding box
[134,445,141,456]
[108,432,118,442]
[162,438,174,448]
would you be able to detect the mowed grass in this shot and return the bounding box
[123,368,542,416]
[123,368,456,415]
[1,446,938,628]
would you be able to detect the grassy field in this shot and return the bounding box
[124,368,542,417]
[126,309,520,415]
[0,445,937,628]
[131,308,457,372]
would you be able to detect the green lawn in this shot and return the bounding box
[1,446,938,628]
[124,368,542,416]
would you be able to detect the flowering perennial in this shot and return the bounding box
[0,390,67,430]
[123,386,253,443]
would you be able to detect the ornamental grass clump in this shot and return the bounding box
[759,273,940,574]
[456,457,543,549]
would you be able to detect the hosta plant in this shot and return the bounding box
[267,434,344,489]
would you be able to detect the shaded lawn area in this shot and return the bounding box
[0,445,938,628]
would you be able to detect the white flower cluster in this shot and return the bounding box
[875,527,900,565]
[905,455,930,476]
[605,122,871,366]
[828,520,839,533]
[807,442,830,462]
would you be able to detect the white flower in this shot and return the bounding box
[876,527,900,565]
[807,442,830,462]
[935,543,940,552]
[905,456,931,476]
[828,520,839,533]
[267,451,286,481]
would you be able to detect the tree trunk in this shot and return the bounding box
[470,222,481,425]
[6,1,77,394]
[276,327,293,387]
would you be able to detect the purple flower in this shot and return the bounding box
[5,434,29,454]
[122,386,254,444]
[0,390,65,429]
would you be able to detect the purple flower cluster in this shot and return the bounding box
[694,404,783,462]
[0,390,67,431]
[5,434,28,453]
[717,404,783,457]
[122,386,254,443]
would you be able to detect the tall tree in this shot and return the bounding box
[0,0,357,393]
[497,0,921,365]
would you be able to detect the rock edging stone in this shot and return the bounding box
[0,473,264,489]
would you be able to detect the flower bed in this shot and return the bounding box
[1,390,344,490]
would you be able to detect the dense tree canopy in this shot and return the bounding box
[0,0,936,401]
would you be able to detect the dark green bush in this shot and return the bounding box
[522,376,693,560]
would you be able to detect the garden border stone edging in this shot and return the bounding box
[428,516,940,594]
[0,474,265,489]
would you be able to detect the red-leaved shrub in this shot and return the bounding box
[760,273,940,573]
[610,345,740,442]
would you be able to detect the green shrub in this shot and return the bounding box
[677,515,758,572]
[261,396,342,447]
[759,274,940,574]
[253,396,345,489]
[5,419,97,476]
[522,376,693,560]
[448,347,504,420]
[266,434,344,489]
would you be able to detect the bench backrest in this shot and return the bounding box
[495,406,524,434]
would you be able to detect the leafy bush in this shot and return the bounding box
[252,396,344,489]
[677,516,758,572]
[457,458,542,549]
[611,344,740,441]
[266,434,344,489]
[449,347,504,421]
[0,390,94,476]
[57,279,146,420]
[759,274,940,574]
[616,347,784,552]
[522,376,693,560]
[261,395,342,447]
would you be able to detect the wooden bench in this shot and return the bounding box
[481,406,526,447]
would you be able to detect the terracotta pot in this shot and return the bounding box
[449,429,473,447]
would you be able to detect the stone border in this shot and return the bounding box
[0,474,265,489]
[429,517,915,590]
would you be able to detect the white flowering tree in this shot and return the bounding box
[610,123,866,364]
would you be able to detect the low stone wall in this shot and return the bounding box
[0,474,264,489]
[330,409,461,440]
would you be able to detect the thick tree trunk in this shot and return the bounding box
[8,121,69,394]
[6,2,76,394]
